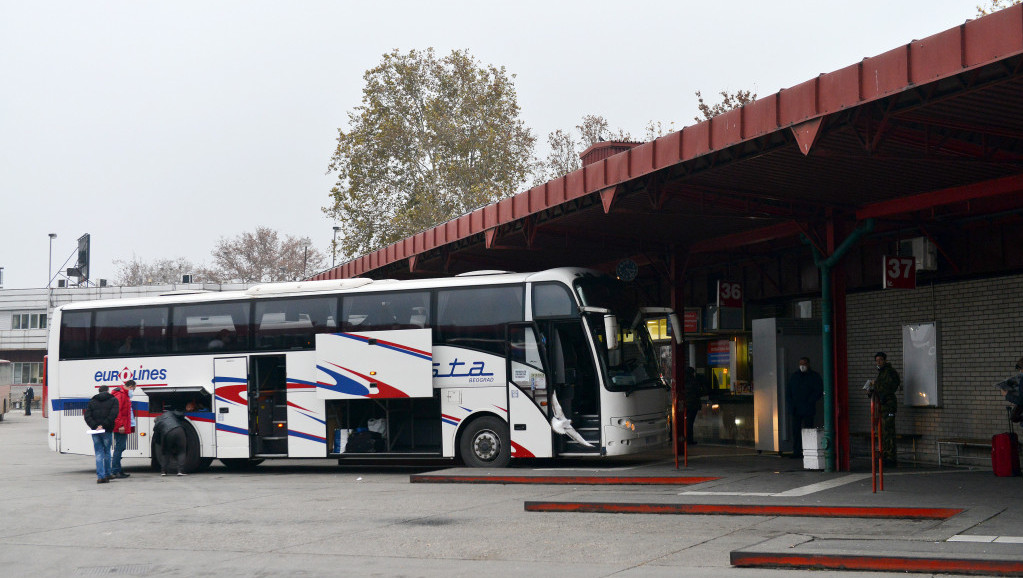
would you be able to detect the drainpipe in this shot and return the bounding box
[803,218,874,472]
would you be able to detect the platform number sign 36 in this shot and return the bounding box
[717,281,743,308]
[883,255,916,290]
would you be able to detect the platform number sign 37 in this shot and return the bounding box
[883,255,916,290]
[717,281,743,308]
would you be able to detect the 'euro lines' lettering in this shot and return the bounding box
[94,365,168,383]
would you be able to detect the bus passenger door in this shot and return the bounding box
[507,324,553,459]
[214,356,250,458]
[250,355,288,457]
[543,321,602,455]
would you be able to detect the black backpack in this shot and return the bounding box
[345,430,384,453]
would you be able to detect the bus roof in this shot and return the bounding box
[54,267,598,312]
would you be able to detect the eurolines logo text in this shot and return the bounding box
[94,365,168,383]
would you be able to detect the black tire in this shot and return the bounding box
[220,458,264,471]
[459,415,510,468]
[152,420,203,473]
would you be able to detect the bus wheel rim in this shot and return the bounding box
[473,429,500,461]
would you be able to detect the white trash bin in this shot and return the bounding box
[802,428,825,470]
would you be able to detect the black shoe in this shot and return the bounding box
[114,472,131,479]
[97,478,109,484]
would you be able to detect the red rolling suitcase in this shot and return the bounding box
[991,432,1020,477]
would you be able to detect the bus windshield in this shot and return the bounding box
[573,275,666,393]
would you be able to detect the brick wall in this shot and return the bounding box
[844,273,1023,467]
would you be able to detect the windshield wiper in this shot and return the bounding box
[622,377,664,397]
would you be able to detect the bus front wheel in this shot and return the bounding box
[459,416,510,468]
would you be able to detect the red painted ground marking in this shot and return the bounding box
[731,552,1023,576]
[409,475,719,485]
[524,502,962,519]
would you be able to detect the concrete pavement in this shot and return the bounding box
[3,411,1023,576]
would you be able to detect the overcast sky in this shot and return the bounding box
[0,0,984,289]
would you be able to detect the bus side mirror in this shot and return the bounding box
[668,313,682,344]
[604,315,619,350]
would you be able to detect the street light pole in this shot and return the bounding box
[332,226,341,268]
[47,233,57,287]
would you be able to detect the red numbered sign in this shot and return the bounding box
[717,281,743,308]
[883,255,916,289]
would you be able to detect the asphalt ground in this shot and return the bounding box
[3,411,1023,577]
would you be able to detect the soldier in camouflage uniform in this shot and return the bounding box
[871,352,901,466]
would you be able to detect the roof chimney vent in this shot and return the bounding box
[579,141,641,167]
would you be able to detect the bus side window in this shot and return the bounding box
[254,296,337,350]
[532,283,577,318]
[59,311,91,359]
[436,286,524,356]
[172,302,251,354]
[94,306,169,357]
[341,292,430,332]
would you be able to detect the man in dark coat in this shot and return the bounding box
[153,408,189,476]
[23,386,34,416]
[84,385,119,483]
[870,352,901,466]
[786,357,823,459]
[683,366,708,445]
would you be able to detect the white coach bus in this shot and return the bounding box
[47,268,679,471]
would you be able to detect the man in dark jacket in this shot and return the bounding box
[786,357,823,459]
[683,366,708,445]
[153,408,189,476]
[84,385,119,483]
[870,351,901,466]
[23,386,34,416]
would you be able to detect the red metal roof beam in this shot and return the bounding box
[856,173,1023,220]
[689,221,803,253]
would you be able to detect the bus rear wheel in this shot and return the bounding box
[459,416,510,468]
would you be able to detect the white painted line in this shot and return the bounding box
[680,491,776,497]
[772,474,871,497]
[948,535,997,542]
[994,536,1023,543]
[680,473,870,497]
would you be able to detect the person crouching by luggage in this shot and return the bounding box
[153,407,189,476]
[84,385,119,484]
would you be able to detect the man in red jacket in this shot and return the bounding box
[110,380,137,479]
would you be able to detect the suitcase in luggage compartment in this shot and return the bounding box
[991,432,1020,477]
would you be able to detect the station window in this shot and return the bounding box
[12,312,47,330]
[12,362,43,384]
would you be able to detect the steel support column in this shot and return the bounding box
[670,249,688,468]
[828,215,852,472]
[806,218,874,472]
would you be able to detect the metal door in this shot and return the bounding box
[213,356,250,458]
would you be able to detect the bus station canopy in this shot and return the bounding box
[313,6,1023,283]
